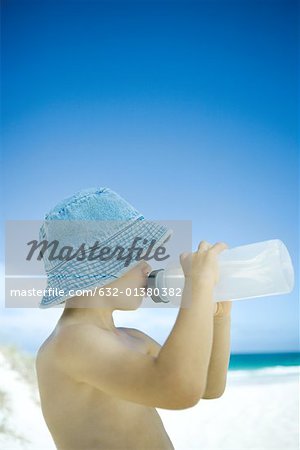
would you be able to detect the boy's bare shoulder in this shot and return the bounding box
[48,323,161,359]
[118,327,162,357]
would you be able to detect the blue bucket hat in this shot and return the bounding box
[39,187,172,308]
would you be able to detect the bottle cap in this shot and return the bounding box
[147,269,170,303]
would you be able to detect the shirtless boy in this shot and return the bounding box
[35,188,232,450]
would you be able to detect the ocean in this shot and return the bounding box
[228,351,300,370]
[227,352,300,386]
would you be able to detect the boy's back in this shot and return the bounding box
[36,318,174,450]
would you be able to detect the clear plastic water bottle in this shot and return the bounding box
[147,239,295,303]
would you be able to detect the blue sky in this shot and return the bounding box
[1,0,299,354]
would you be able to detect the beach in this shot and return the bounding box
[159,366,299,450]
[0,347,298,450]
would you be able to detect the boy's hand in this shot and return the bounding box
[213,301,232,317]
[180,240,229,288]
[186,239,232,317]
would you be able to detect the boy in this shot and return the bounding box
[36,188,232,450]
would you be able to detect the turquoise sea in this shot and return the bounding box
[228,352,300,371]
[227,352,299,386]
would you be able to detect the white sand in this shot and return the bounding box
[158,368,299,450]
[0,350,56,450]
[0,347,298,450]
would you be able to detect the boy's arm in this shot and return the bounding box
[127,302,232,400]
[118,327,162,357]
[54,279,215,410]
[55,243,226,410]
[202,302,232,399]
[154,278,215,399]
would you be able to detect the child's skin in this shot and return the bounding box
[36,240,232,450]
